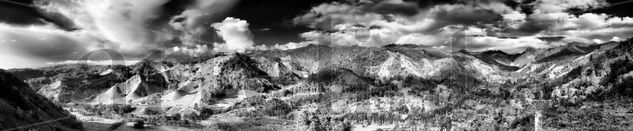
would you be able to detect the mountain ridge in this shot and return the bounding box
[6,38,633,130]
[0,69,83,130]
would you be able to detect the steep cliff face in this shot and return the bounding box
[37,81,64,102]
[0,69,83,131]
[92,75,163,104]
[253,57,303,85]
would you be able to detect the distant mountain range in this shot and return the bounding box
[5,38,633,130]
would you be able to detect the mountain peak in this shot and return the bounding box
[383,43,420,48]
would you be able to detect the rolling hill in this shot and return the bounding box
[7,38,633,130]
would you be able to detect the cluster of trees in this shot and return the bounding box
[183,107,218,121]
[124,114,205,129]
[215,122,238,131]
[351,86,401,102]
[296,109,353,131]
[288,83,329,94]
[199,54,283,101]
[230,96,293,117]
[203,77,278,100]
[221,53,268,78]
[343,112,403,126]
[142,108,161,115]
[286,93,332,107]
[551,77,605,105]
[232,95,267,109]
[81,104,135,117]
[262,98,292,116]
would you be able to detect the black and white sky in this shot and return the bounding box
[1,0,633,68]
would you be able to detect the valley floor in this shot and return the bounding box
[58,84,633,131]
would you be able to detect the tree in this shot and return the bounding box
[133,120,145,129]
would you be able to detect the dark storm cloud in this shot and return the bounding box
[152,0,195,26]
[515,14,560,34]
[169,0,240,46]
[225,0,336,45]
[0,0,76,31]
[428,4,504,31]
[579,0,633,17]
[0,0,45,25]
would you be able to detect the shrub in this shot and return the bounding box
[614,71,633,96]
[298,109,355,131]
[233,95,267,109]
[109,121,124,130]
[133,120,145,129]
[216,122,237,131]
[81,104,135,116]
[143,108,161,115]
[551,77,605,104]
[262,98,292,116]
[395,105,409,114]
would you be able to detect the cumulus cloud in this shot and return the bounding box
[562,27,633,42]
[35,0,241,54]
[211,17,255,52]
[252,41,314,51]
[169,0,240,46]
[37,0,173,54]
[0,0,244,68]
[271,42,312,50]
[293,2,386,30]
[282,0,633,52]
[289,0,513,48]
[532,0,607,13]
[395,33,443,46]
[443,26,554,53]
[1,0,180,68]
[509,12,633,43]
[463,36,550,53]
[170,44,210,56]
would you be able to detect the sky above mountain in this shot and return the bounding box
[1,0,633,69]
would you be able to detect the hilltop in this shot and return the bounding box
[8,38,633,130]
